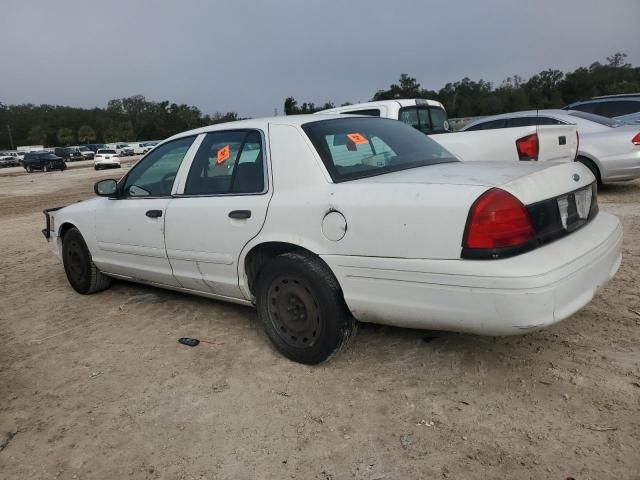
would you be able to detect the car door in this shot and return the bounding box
[93,136,198,286]
[164,129,271,299]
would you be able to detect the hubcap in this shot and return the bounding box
[267,276,321,348]
[65,240,87,284]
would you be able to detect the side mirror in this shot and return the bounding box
[95,179,118,197]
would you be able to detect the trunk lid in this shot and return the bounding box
[353,160,594,205]
[536,125,579,162]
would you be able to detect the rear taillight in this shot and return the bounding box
[462,188,535,256]
[632,132,640,145]
[516,133,539,161]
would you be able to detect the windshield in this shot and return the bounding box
[302,117,457,182]
[568,111,623,128]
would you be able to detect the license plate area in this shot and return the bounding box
[557,186,593,232]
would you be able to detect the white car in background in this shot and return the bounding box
[94,149,121,170]
[43,115,621,364]
[70,146,95,160]
[462,110,640,184]
[132,143,148,155]
[318,99,579,164]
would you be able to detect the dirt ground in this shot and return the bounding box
[0,165,638,480]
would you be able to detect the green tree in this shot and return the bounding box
[28,125,48,145]
[77,125,97,143]
[56,127,74,145]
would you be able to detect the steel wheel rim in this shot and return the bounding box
[65,240,87,285]
[266,275,322,348]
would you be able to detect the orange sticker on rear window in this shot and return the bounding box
[216,145,230,164]
[346,133,368,145]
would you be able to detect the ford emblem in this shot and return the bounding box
[572,173,580,182]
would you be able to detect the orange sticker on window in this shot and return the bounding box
[346,133,368,145]
[216,145,230,164]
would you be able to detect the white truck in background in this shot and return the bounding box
[317,99,579,163]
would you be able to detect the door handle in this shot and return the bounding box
[145,209,163,218]
[228,210,251,219]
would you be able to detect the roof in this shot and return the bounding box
[167,114,346,141]
[591,93,640,100]
[463,109,573,124]
[317,98,445,114]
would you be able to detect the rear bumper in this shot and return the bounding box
[95,159,121,166]
[322,212,622,335]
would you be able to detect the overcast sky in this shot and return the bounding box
[1,0,639,117]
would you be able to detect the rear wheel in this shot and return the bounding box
[25,165,33,173]
[255,251,357,364]
[578,156,601,186]
[62,227,111,294]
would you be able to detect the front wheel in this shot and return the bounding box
[62,227,111,294]
[43,163,50,173]
[255,251,357,364]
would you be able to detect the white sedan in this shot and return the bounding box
[462,110,640,184]
[94,149,121,170]
[43,115,622,364]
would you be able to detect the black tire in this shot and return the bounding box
[94,165,99,170]
[62,227,111,294]
[255,251,357,364]
[578,156,601,186]
[25,165,33,173]
[43,163,50,173]
[61,163,67,171]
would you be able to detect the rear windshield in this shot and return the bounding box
[302,117,457,182]
[568,111,623,128]
[98,149,116,154]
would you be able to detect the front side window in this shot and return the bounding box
[122,136,195,197]
[184,130,264,195]
[596,100,640,117]
[303,117,457,182]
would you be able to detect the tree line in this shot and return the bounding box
[284,53,640,117]
[0,94,238,149]
[2,53,638,150]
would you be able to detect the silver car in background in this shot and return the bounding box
[462,110,640,184]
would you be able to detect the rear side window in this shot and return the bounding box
[464,119,507,131]
[399,106,449,134]
[302,117,457,182]
[184,130,264,195]
[595,100,640,117]
[340,109,380,117]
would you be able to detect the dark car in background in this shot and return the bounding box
[565,94,640,120]
[21,152,66,173]
[82,144,107,153]
[54,147,83,161]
